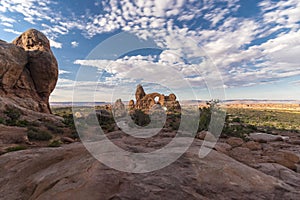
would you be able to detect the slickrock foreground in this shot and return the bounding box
[0,135,299,200]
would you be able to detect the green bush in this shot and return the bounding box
[46,123,64,134]
[0,117,5,124]
[6,145,27,152]
[232,117,241,123]
[130,109,151,127]
[15,120,30,127]
[48,140,62,147]
[4,108,21,122]
[63,114,76,129]
[27,128,52,141]
[198,107,211,131]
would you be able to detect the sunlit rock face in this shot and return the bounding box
[0,29,58,113]
[130,84,180,112]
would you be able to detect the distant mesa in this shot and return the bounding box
[0,29,58,114]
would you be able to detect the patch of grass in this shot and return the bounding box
[226,108,300,132]
[6,145,27,152]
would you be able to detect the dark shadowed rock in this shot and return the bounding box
[112,99,126,118]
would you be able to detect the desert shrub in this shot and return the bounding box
[46,123,64,134]
[97,113,116,132]
[6,145,27,152]
[169,121,180,130]
[231,117,241,123]
[71,130,80,139]
[48,140,62,147]
[15,120,30,127]
[130,109,151,127]
[221,124,251,141]
[27,128,52,141]
[63,114,75,129]
[246,124,258,131]
[4,108,21,122]
[198,107,211,132]
[0,117,5,124]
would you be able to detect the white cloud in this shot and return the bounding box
[71,41,79,48]
[2,0,300,97]
[3,28,21,35]
[59,70,71,75]
[48,38,62,49]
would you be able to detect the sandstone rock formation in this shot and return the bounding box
[112,99,126,118]
[128,99,135,110]
[1,139,299,200]
[135,84,145,102]
[0,29,58,113]
[131,84,180,112]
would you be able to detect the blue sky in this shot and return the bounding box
[0,0,299,102]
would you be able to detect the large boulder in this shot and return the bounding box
[0,29,58,113]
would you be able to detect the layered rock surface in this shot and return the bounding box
[0,29,58,113]
[1,139,299,200]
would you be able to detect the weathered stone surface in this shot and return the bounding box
[134,84,180,112]
[249,133,289,143]
[135,84,146,102]
[60,137,75,144]
[0,141,297,200]
[0,41,27,89]
[128,99,135,110]
[0,124,28,144]
[265,150,300,171]
[242,141,262,151]
[257,163,300,190]
[196,131,217,142]
[112,99,126,118]
[0,29,58,113]
[213,142,232,154]
[229,147,257,165]
[226,137,244,147]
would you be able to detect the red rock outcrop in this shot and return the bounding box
[0,29,58,113]
[131,85,180,112]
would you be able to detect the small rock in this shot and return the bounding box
[242,141,262,151]
[249,133,289,143]
[61,137,75,143]
[196,131,217,142]
[226,137,244,147]
[214,142,232,154]
[267,150,300,171]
